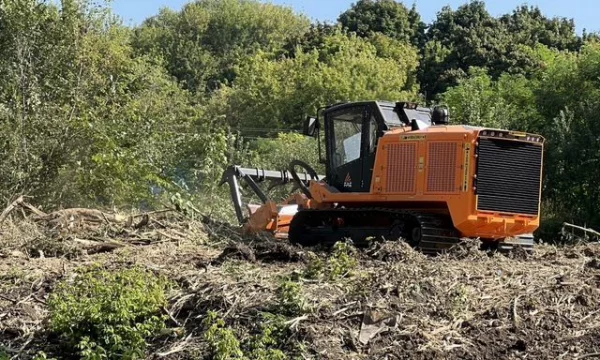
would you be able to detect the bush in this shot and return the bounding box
[329,242,359,279]
[246,313,290,360]
[276,279,309,315]
[203,311,244,360]
[304,242,359,281]
[48,266,170,360]
[203,311,293,360]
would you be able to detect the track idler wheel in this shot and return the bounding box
[410,226,423,247]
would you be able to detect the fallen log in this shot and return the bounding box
[73,238,125,254]
[0,196,25,225]
[563,222,600,239]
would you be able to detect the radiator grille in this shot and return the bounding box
[386,143,417,193]
[427,142,459,193]
[476,138,542,215]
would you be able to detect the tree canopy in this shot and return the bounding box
[2,0,600,239]
[338,0,426,48]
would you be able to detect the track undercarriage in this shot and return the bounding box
[288,208,534,254]
[220,165,535,255]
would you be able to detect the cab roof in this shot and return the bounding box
[323,100,433,129]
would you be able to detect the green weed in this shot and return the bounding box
[48,266,170,360]
[277,279,309,315]
[246,313,289,360]
[329,242,359,279]
[203,312,296,360]
[304,242,359,281]
[203,311,244,359]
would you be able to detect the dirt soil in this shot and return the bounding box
[2,211,600,359]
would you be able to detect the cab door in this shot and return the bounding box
[325,105,378,192]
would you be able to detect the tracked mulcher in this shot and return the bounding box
[221,101,545,253]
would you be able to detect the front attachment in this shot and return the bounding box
[219,165,324,237]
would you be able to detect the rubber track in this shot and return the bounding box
[288,208,462,254]
[288,208,534,254]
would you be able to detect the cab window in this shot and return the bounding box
[330,107,363,168]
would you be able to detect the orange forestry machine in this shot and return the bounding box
[220,101,545,253]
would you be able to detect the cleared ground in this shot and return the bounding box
[1,209,599,359]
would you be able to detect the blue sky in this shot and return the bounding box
[113,0,598,34]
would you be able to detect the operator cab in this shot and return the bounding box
[303,101,450,193]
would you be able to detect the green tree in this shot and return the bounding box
[0,0,208,207]
[223,31,419,133]
[338,0,425,48]
[533,44,600,227]
[420,2,582,99]
[441,68,540,131]
[500,5,581,51]
[132,0,310,92]
[421,1,510,97]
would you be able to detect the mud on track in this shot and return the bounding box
[1,214,600,359]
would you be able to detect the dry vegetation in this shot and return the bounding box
[1,204,600,359]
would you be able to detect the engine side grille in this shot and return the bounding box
[427,142,459,193]
[386,143,417,193]
[476,138,543,215]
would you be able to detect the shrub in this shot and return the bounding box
[203,311,244,360]
[203,312,296,360]
[303,253,326,279]
[246,313,289,360]
[304,242,359,281]
[329,241,359,279]
[276,279,309,315]
[48,266,170,360]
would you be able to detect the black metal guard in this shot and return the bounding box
[219,166,325,224]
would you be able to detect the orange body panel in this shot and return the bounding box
[307,125,543,240]
[243,194,314,239]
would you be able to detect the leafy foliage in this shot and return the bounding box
[245,313,290,360]
[329,241,360,279]
[420,1,583,98]
[0,0,202,208]
[500,6,581,51]
[203,311,245,359]
[224,29,419,132]
[203,311,294,359]
[276,279,309,315]
[304,242,359,280]
[3,0,600,239]
[133,0,310,92]
[338,0,425,48]
[441,68,539,130]
[48,266,170,360]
